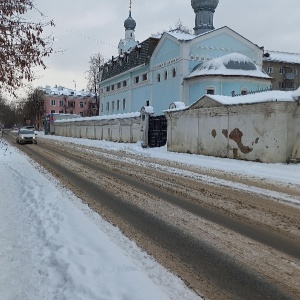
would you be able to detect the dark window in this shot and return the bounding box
[172,68,176,77]
[157,73,161,82]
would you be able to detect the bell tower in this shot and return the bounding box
[118,0,138,55]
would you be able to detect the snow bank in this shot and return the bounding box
[0,138,201,300]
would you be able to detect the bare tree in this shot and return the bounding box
[152,19,192,37]
[86,53,104,115]
[0,95,18,128]
[0,0,54,96]
[86,53,104,95]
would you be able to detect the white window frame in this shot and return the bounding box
[157,73,161,82]
[240,87,248,95]
[164,69,168,80]
[205,86,215,95]
[172,67,176,78]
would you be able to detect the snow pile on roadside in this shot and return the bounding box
[0,138,201,300]
[40,133,300,187]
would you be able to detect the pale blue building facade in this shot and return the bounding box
[99,0,272,116]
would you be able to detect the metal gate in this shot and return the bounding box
[148,115,167,148]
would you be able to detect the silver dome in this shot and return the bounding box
[191,0,219,12]
[124,13,136,30]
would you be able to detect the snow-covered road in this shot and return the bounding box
[1,131,300,299]
[0,137,200,300]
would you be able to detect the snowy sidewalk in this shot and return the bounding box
[0,138,200,300]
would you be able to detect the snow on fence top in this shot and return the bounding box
[55,112,141,123]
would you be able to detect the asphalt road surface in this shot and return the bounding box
[5,131,300,300]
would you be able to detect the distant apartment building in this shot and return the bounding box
[41,86,98,117]
[263,51,300,91]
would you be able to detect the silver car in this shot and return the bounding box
[16,129,37,144]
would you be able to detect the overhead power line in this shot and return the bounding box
[54,25,118,49]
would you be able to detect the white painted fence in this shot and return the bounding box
[53,114,142,143]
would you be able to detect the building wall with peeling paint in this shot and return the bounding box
[165,101,300,163]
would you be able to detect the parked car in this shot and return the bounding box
[16,129,37,144]
[23,125,35,130]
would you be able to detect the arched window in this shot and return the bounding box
[172,67,176,77]
[164,70,168,80]
[157,73,161,82]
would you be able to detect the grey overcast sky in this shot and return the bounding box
[24,0,300,94]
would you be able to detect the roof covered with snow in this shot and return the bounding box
[42,86,94,97]
[206,88,300,106]
[188,53,270,79]
[263,51,300,64]
[167,102,186,111]
[166,30,196,41]
[164,88,300,112]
